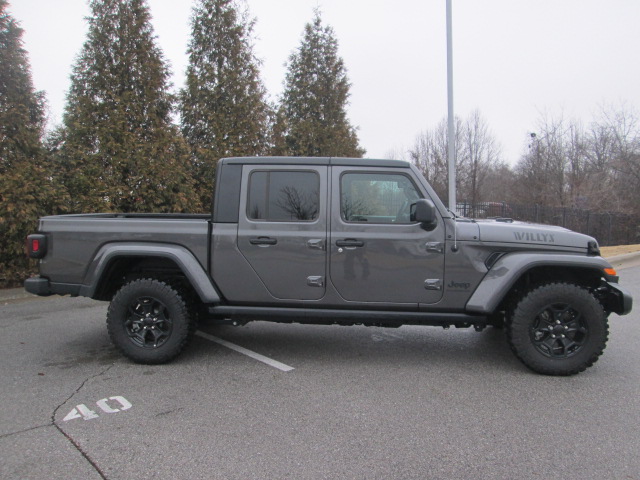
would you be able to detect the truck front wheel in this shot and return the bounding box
[107,278,195,364]
[506,283,608,375]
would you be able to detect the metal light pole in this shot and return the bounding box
[446,0,456,211]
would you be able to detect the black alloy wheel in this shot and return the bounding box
[124,295,173,349]
[529,302,588,358]
[107,278,195,364]
[507,283,608,376]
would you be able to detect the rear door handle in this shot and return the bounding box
[250,237,277,246]
[335,239,364,248]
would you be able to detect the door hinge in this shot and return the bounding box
[425,242,444,253]
[307,239,325,251]
[424,279,442,291]
[307,276,324,287]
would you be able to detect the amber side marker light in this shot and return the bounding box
[604,268,617,277]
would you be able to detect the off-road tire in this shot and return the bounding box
[107,278,195,364]
[506,282,608,376]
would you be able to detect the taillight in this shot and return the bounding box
[27,234,47,259]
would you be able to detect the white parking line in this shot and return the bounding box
[196,331,295,372]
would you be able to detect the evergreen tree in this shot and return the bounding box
[0,0,65,286]
[57,0,199,213]
[275,10,365,158]
[180,0,271,206]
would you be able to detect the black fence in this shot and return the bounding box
[456,201,640,246]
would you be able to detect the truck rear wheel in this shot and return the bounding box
[506,283,608,375]
[107,278,195,364]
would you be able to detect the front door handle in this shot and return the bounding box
[335,239,364,248]
[249,236,277,246]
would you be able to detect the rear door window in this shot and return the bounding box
[247,171,320,222]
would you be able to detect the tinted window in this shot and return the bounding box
[341,173,421,224]
[248,171,320,221]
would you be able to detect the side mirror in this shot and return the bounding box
[410,199,437,228]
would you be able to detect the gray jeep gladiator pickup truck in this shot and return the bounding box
[25,157,632,375]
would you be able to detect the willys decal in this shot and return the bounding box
[513,232,555,243]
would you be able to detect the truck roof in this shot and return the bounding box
[220,156,410,168]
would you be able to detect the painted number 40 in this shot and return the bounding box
[63,396,132,422]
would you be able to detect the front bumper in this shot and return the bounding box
[605,281,633,315]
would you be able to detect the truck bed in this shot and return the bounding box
[37,214,211,286]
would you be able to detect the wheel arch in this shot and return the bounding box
[80,243,221,304]
[466,253,613,315]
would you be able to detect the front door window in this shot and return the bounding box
[341,173,421,224]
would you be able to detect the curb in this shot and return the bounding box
[605,251,640,271]
[0,287,37,303]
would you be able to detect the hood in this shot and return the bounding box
[475,219,597,250]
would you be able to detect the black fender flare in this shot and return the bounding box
[79,243,221,303]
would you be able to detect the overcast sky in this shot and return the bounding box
[8,0,640,164]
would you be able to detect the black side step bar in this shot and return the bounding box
[206,305,486,327]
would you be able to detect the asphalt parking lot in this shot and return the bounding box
[2,262,639,479]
